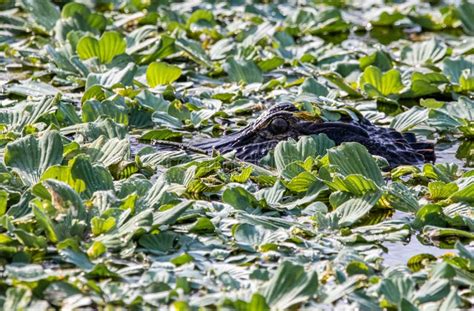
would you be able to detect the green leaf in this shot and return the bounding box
[449,182,474,203]
[146,62,182,87]
[384,182,419,213]
[407,253,437,272]
[77,31,127,64]
[400,39,447,66]
[459,70,474,92]
[224,57,263,84]
[14,229,47,249]
[42,179,85,217]
[189,217,215,234]
[261,261,318,309]
[82,99,129,125]
[33,205,59,243]
[359,66,404,98]
[61,2,89,18]
[413,204,448,229]
[75,119,127,141]
[230,166,253,183]
[327,192,381,227]
[442,57,474,84]
[458,2,474,35]
[390,106,429,132]
[91,216,116,235]
[300,78,329,97]
[456,241,474,271]
[439,288,463,311]
[328,142,384,186]
[370,10,404,26]
[41,155,113,198]
[3,287,32,311]
[428,181,459,200]
[360,50,392,71]
[257,57,284,72]
[60,248,94,271]
[97,209,153,249]
[321,72,361,97]
[7,81,59,97]
[274,134,335,174]
[55,3,106,42]
[5,131,63,186]
[86,63,137,88]
[286,171,318,193]
[175,37,212,68]
[223,186,262,212]
[378,275,415,306]
[405,72,446,98]
[21,0,59,29]
[187,9,215,28]
[247,294,270,311]
[171,252,193,266]
[233,223,286,252]
[138,231,179,254]
[151,111,183,129]
[415,279,450,304]
[153,201,192,226]
[87,241,106,259]
[0,190,7,216]
[85,136,129,167]
[326,174,379,196]
[423,226,474,240]
[0,95,59,133]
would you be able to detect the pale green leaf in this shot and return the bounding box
[146,62,182,87]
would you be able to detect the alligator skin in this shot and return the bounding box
[191,103,435,168]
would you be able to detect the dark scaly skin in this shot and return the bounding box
[189,103,435,168]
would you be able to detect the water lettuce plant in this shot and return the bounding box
[0,0,473,309]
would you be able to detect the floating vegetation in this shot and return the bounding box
[0,0,473,309]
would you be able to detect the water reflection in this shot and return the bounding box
[383,235,451,266]
[435,140,473,168]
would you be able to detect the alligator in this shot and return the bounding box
[157,103,435,168]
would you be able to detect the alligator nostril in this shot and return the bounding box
[269,117,289,134]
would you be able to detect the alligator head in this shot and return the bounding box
[191,103,435,168]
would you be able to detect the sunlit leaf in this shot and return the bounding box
[77,31,127,64]
[146,62,182,87]
[359,66,405,98]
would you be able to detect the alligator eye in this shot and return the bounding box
[269,117,288,134]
